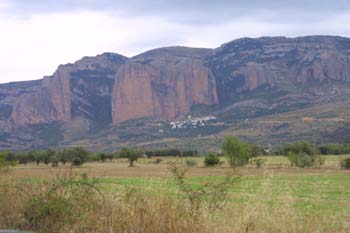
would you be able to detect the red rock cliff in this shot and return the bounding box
[10,66,71,126]
[112,48,218,124]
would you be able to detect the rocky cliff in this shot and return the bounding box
[1,36,350,150]
[112,47,218,123]
[207,36,350,104]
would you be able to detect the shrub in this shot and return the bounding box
[72,157,83,166]
[204,153,220,167]
[340,157,350,169]
[185,159,197,167]
[253,158,266,168]
[297,153,313,168]
[312,154,325,167]
[221,136,252,168]
[288,152,312,168]
[153,158,163,164]
[170,163,240,215]
[288,152,298,167]
[24,195,73,230]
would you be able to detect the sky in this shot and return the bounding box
[0,0,350,83]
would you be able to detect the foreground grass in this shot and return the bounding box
[98,173,350,214]
[1,156,350,232]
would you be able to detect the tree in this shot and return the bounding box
[221,136,252,168]
[3,150,16,163]
[45,148,56,165]
[32,150,46,166]
[57,150,70,165]
[17,152,31,166]
[68,147,90,166]
[0,151,16,170]
[284,142,324,168]
[106,153,114,162]
[119,148,144,167]
[282,141,318,156]
[50,155,59,167]
[99,153,107,163]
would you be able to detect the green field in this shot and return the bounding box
[1,155,350,232]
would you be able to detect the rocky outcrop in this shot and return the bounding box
[3,36,350,150]
[112,47,218,124]
[10,66,72,126]
[207,36,350,103]
[9,53,128,127]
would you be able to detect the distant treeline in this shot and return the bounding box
[145,149,199,157]
[0,147,204,167]
[1,142,350,168]
[273,142,350,156]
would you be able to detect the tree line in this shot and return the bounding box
[1,138,350,169]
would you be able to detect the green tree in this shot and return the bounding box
[99,153,107,163]
[221,136,252,168]
[32,150,46,166]
[57,150,70,165]
[17,152,32,166]
[119,148,144,167]
[68,147,90,166]
[50,155,59,167]
[0,151,17,170]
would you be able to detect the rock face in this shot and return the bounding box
[9,53,128,127]
[2,36,350,150]
[207,36,350,103]
[112,47,218,123]
[11,67,72,126]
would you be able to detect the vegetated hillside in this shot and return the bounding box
[1,36,350,151]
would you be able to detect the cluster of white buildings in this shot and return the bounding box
[170,116,216,129]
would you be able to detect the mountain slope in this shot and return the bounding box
[1,36,350,150]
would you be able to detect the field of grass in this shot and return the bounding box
[1,155,350,232]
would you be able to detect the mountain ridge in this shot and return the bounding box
[1,35,350,151]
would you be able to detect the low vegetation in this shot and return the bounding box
[340,157,350,169]
[204,152,220,167]
[1,137,350,232]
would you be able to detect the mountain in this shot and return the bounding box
[1,36,350,151]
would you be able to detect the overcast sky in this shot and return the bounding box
[1,0,350,83]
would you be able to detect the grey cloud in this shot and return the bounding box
[7,0,350,25]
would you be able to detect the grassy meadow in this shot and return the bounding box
[1,155,350,232]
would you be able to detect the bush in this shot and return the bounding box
[185,159,197,167]
[24,195,73,230]
[340,157,350,169]
[204,153,220,167]
[153,158,163,164]
[72,157,83,166]
[288,152,312,168]
[297,153,313,168]
[312,154,325,167]
[253,158,266,168]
